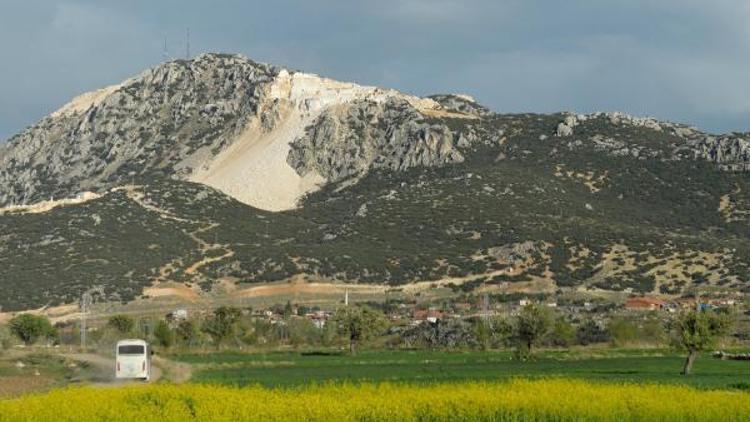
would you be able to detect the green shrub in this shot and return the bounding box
[107,315,135,335]
[8,314,56,345]
[153,320,175,349]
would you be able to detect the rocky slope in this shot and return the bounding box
[0,54,471,212]
[0,55,275,206]
[0,53,748,312]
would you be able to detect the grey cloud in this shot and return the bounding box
[0,0,748,140]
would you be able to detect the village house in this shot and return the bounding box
[304,310,330,329]
[165,309,189,326]
[625,297,665,311]
[412,309,444,324]
[710,298,737,307]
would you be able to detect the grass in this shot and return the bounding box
[0,353,81,398]
[172,348,750,390]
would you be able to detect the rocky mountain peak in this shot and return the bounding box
[0,53,484,211]
[1,52,748,214]
[0,53,280,207]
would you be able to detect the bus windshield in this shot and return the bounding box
[118,345,145,355]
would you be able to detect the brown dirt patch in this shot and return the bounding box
[143,284,200,301]
[554,164,608,193]
[0,375,58,398]
[237,281,385,298]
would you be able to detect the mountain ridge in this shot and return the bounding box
[0,53,748,313]
[3,53,748,210]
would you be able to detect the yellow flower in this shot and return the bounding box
[0,379,748,421]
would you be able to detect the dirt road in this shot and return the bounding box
[63,352,191,385]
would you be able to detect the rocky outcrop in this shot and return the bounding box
[553,112,749,170]
[0,53,478,210]
[287,98,464,183]
[555,112,666,138]
[555,115,578,137]
[427,94,491,117]
[0,54,278,206]
[688,135,750,170]
[604,112,663,131]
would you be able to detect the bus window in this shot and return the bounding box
[118,345,145,355]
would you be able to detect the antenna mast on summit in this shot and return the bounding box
[162,36,168,62]
[186,27,191,60]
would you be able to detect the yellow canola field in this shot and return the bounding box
[1,379,749,421]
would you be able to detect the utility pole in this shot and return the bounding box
[212,207,218,245]
[696,292,701,312]
[80,292,93,351]
[481,278,489,321]
[483,292,490,321]
[345,288,349,306]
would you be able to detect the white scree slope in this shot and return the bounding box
[189,69,440,211]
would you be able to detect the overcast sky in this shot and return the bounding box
[1,0,748,140]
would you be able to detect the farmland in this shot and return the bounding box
[173,348,750,390]
[2,348,750,420]
[1,378,749,421]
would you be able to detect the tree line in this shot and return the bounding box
[0,303,737,376]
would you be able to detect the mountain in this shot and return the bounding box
[0,53,749,312]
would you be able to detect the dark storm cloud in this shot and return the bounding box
[0,0,748,139]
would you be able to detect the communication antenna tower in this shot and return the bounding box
[162,36,168,62]
[186,27,191,60]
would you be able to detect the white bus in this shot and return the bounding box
[115,339,152,381]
